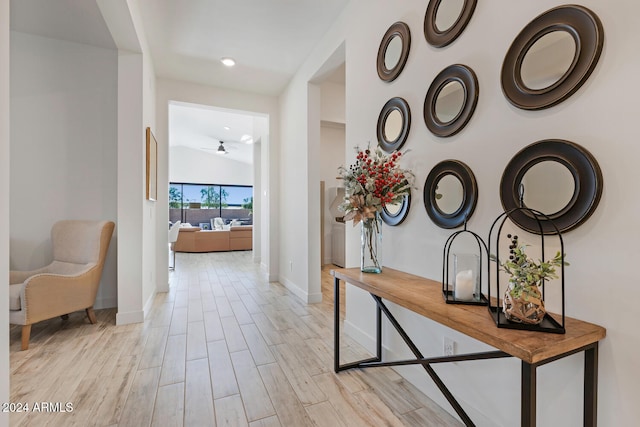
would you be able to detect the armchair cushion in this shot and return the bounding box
[9,284,21,311]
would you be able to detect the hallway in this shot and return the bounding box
[9,251,459,426]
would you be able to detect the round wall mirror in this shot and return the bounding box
[424,64,478,137]
[377,97,411,152]
[522,160,575,215]
[424,160,478,229]
[381,194,411,226]
[435,0,465,32]
[377,22,411,82]
[425,0,477,48]
[520,30,577,91]
[384,36,403,70]
[501,5,604,110]
[435,174,464,214]
[500,139,603,234]
[434,80,465,124]
[384,109,403,142]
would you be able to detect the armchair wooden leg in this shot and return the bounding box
[86,307,97,324]
[21,325,32,351]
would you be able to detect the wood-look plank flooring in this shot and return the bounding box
[9,251,461,426]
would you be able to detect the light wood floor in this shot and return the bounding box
[10,251,461,427]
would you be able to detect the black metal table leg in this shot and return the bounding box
[584,343,598,427]
[522,361,537,427]
[334,276,340,373]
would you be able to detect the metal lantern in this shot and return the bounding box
[487,207,566,333]
[442,223,489,305]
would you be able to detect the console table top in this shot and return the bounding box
[332,267,606,364]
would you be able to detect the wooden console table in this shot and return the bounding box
[332,267,606,427]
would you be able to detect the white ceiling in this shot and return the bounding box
[10,0,348,163]
[169,102,262,165]
[138,0,349,96]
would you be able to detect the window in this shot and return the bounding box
[169,183,254,226]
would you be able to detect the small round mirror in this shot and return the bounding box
[384,109,403,142]
[521,31,576,90]
[435,80,465,124]
[425,0,477,48]
[424,160,478,229]
[377,97,411,152]
[385,201,403,216]
[377,22,411,82]
[522,161,575,215]
[381,194,411,226]
[435,174,464,214]
[384,35,403,70]
[424,64,478,137]
[435,0,465,32]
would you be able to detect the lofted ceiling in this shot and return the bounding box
[10,0,349,163]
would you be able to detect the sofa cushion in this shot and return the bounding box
[9,284,22,311]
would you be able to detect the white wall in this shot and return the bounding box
[156,78,280,284]
[170,146,253,185]
[280,0,640,425]
[98,0,158,322]
[9,31,118,309]
[0,0,10,424]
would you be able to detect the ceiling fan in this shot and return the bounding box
[216,140,228,155]
[200,139,235,154]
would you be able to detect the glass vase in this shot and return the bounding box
[503,279,546,324]
[361,212,382,273]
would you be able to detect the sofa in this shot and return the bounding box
[174,225,252,252]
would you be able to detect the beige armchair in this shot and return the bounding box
[9,220,115,350]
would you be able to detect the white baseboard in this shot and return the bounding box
[116,310,144,325]
[279,276,322,304]
[143,290,155,319]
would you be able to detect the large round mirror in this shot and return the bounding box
[381,194,411,226]
[377,97,411,152]
[501,5,604,110]
[424,64,478,137]
[435,80,465,124]
[425,0,477,48]
[424,160,477,229]
[521,31,577,91]
[500,139,603,234]
[377,22,411,82]
[522,161,575,215]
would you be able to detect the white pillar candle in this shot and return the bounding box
[455,269,474,301]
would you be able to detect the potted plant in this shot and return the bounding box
[492,234,567,325]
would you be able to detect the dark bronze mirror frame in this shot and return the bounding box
[377,22,411,82]
[381,194,411,226]
[424,64,478,138]
[424,160,478,229]
[501,5,604,110]
[424,0,477,48]
[500,139,603,234]
[377,97,411,152]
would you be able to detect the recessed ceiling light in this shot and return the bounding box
[224,126,231,131]
[221,57,236,67]
[241,134,254,144]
